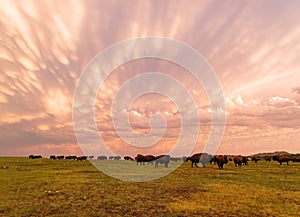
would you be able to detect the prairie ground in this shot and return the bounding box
[0,157,299,217]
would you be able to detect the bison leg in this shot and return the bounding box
[194,162,199,168]
[191,161,198,168]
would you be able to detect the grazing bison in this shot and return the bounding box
[143,155,156,164]
[135,154,145,165]
[273,155,289,165]
[77,156,87,161]
[188,153,212,168]
[155,155,171,168]
[135,154,155,165]
[242,157,248,165]
[29,155,42,159]
[234,156,248,166]
[50,155,56,160]
[214,155,228,170]
[234,156,243,167]
[124,156,133,160]
[97,155,107,160]
[56,155,64,160]
[65,155,77,160]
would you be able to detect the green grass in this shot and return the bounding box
[0,157,299,217]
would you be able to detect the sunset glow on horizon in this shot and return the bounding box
[1,0,300,157]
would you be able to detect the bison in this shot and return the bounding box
[234,156,243,167]
[188,153,212,168]
[214,155,228,170]
[77,156,87,161]
[135,154,144,165]
[29,155,42,159]
[56,155,64,160]
[124,156,133,160]
[155,155,171,168]
[50,155,56,160]
[242,157,248,165]
[135,154,155,165]
[109,156,121,160]
[65,155,77,160]
[234,156,248,167]
[143,155,156,164]
[97,156,107,160]
[273,155,289,165]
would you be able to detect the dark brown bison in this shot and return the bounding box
[29,155,42,159]
[188,153,212,168]
[50,155,56,160]
[214,155,228,170]
[124,156,133,160]
[234,156,243,167]
[135,154,144,164]
[273,155,289,165]
[56,155,64,160]
[97,155,107,160]
[143,155,156,164]
[135,154,155,165]
[77,156,87,161]
[155,155,171,168]
[242,157,249,165]
[234,156,248,166]
[65,155,77,160]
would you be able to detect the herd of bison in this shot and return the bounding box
[28,153,300,169]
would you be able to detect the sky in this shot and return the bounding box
[0,0,300,157]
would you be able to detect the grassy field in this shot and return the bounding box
[0,157,299,217]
